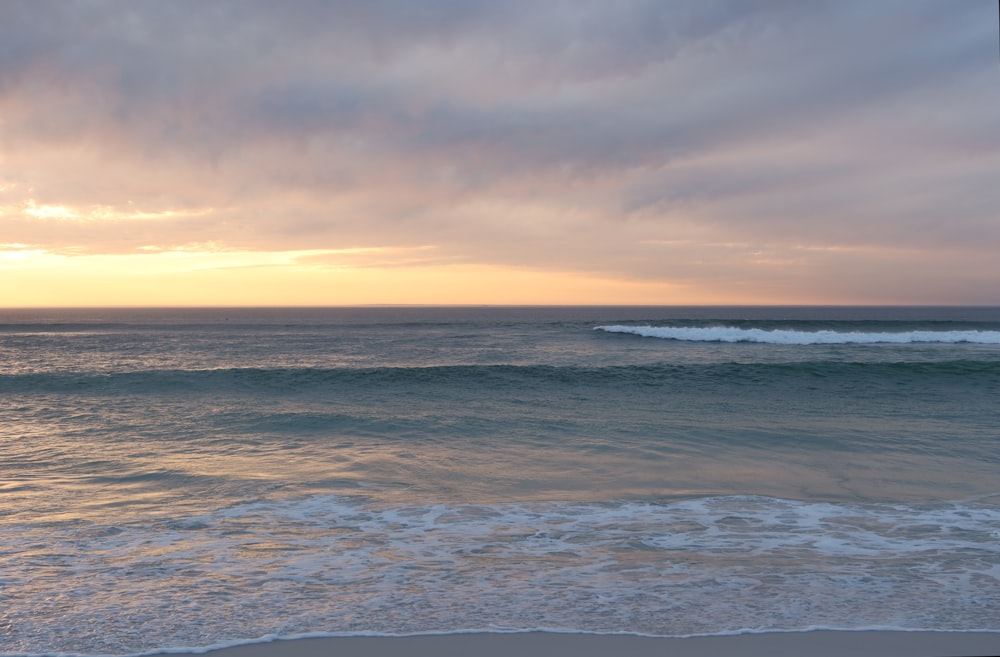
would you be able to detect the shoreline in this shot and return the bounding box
[164,630,1000,657]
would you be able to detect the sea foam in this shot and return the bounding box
[3,494,998,655]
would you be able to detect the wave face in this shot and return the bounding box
[3,306,1000,655]
[595,324,1000,344]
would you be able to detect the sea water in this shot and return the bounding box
[1,306,998,655]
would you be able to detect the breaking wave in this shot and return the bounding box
[595,325,1000,345]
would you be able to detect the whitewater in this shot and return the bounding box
[594,324,1000,344]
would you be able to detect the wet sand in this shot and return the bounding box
[184,630,1000,657]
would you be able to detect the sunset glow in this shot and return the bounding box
[2,1,998,306]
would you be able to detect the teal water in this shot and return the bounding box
[1,307,999,655]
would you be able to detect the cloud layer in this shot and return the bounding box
[2,0,998,303]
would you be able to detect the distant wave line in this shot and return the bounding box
[595,325,1000,345]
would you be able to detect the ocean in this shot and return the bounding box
[2,306,998,656]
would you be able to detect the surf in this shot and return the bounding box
[594,325,1000,345]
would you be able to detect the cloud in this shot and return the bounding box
[1,0,998,303]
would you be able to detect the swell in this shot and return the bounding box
[4,360,1000,394]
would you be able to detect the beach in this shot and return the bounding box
[189,631,1000,657]
[6,2,1000,654]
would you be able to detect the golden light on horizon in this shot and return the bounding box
[3,245,711,307]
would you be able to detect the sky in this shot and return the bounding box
[1,0,998,306]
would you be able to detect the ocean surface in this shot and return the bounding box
[2,306,999,656]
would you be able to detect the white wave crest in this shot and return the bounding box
[594,325,1000,345]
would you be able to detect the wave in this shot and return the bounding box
[5,359,1000,395]
[4,494,999,655]
[595,325,1000,345]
